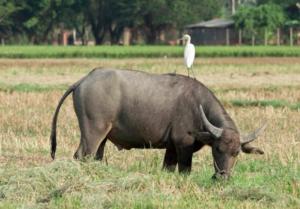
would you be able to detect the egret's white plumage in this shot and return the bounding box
[179,34,195,78]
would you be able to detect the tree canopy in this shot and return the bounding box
[233,4,287,30]
[0,0,299,45]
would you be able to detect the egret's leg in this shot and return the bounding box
[191,65,195,79]
[187,68,190,77]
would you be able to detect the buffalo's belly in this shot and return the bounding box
[106,126,172,150]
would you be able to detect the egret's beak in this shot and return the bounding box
[177,37,183,41]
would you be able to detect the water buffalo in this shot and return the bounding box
[50,68,267,179]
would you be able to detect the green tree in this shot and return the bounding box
[9,0,79,44]
[126,0,223,44]
[256,0,299,7]
[0,0,224,45]
[105,0,137,44]
[233,4,287,44]
[0,0,20,39]
[172,0,223,27]
[84,0,107,45]
[59,0,89,45]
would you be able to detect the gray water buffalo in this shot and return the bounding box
[50,68,267,179]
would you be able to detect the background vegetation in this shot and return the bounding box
[1,0,300,45]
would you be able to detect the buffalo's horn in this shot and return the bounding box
[199,105,223,138]
[240,121,268,145]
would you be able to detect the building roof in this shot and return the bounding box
[185,19,235,29]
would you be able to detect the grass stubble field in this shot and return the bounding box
[0,57,299,208]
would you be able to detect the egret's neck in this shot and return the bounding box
[186,37,191,45]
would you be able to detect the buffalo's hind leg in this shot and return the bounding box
[95,138,107,161]
[74,120,111,159]
[162,148,178,172]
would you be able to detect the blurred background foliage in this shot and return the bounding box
[0,0,299,45]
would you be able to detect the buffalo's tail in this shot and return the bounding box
[50,70,96,159]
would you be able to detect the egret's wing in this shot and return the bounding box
[184,44,195,68]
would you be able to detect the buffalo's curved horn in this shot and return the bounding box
[199,105,223,138]
[240,121,268,145]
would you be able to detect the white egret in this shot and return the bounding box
[178,34,195,78]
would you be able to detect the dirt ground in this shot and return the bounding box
[1,57,300,67]
[2,71,300,88]
[1,58,300,88]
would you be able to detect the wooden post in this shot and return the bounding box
[73,29,76,44]
[159,29,165,43]
[252,35,255,46]
[214,29,217,45]
[63,32,68,46]
[290,27,293,46]
[277,28,280,46]
[264,28,267,46]
[171,26,176,45]
[239,29,242,45]
[123,27,131,46]
[1,38,4,46]
[202,29,206,45]
[226,28,230,46]
[85,30,89,45]
[297,30,300,46]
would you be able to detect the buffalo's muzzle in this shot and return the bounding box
[212,172,230,180]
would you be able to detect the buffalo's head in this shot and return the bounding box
[189,105,267,180]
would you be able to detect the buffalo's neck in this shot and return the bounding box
[202,95,238,132]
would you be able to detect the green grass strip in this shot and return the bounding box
[211,85,300,94]
[229,100,300,110]
[1,46,300,58]
[0,83,67,93]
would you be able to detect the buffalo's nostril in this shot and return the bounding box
[222,174,230,180]
[212,173,219,180]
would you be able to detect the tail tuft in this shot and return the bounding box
[50,132,56,159]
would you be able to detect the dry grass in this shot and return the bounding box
[0,58,299,208]
[1,58,300,88]
[216,87,300,103]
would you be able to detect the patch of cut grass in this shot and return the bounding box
[0,157,299,208]
[222,186,277,203]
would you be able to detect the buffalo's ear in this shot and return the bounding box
[241,143,264,154]
[188,131,214,144]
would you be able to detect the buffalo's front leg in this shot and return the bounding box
[177,144,194,173]
[162,148,178,172]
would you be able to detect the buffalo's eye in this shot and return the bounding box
[216,147,222,154]
[233,151,240,157]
